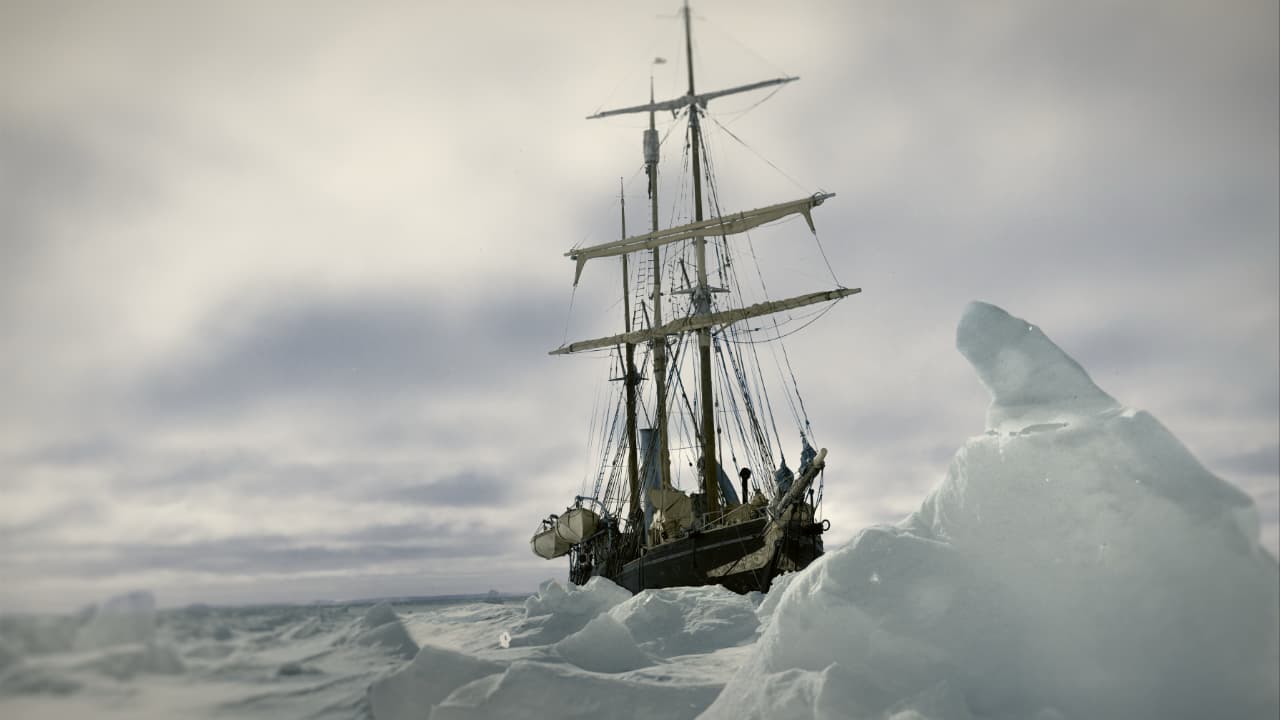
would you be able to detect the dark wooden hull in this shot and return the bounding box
[606,516,824,594]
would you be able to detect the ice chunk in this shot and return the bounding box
[507,577,632,646]
[335,602,418,659]
[73,641,185,680]
[956,301,1119,433]
[607,585,758,657]
[367,644,504,720]
[554,614,651,672]
[0,665,83,695]
[361,602,401,629]
[702,302,1279,720]
[72,590,157,651]
[523,577,632,619]
[0,614,78,656]
[352,619,418,660]
[882,681,976,720]
[754,571,800,628]
[431,660,721,720]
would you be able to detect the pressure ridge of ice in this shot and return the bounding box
[701,301,1278,720]
[2,302,1275,719]
[363,302,1275,720]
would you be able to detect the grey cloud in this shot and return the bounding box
[1,119,92,249]
[3,523,515,580]
[0,111,170,282]
[136,286,565,418]
[1212,445,1280,479]
[338,522,442,544]
[1056,322,1277,403]
[107,452,514,510]
[6,530,514,579]
[20,434,125,466]
[0,118,132,330]
[101,449,276,503]
[380,471,511,508]
[1258,496,1280,526]
[0,499,105,543]
[800,0,1277,281]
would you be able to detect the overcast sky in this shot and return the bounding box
[2,0,1276,612]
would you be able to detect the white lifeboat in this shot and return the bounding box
[531,521,571,559]
[554,507,599,544]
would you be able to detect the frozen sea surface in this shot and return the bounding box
[0,595,533,719]
[2,302,1275,719]
[0,588,760,720]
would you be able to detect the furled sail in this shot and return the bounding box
[568,193,834,283]
[585,76,798,120]
[550,287,860,356]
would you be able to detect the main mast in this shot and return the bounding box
[682,0,720,514]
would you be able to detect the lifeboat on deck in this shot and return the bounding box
[554,507,599,544]
[530,517,571,559]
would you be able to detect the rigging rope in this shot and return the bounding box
[721,300,842,345]
[715,86,785,125]
[699,14,794,81]
[561,284,579,347]
[706,113,806,193]
[697,120,792,466]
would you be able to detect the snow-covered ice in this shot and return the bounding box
[702,302,1278,720]
[1,301,1275,720]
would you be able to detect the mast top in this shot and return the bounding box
[587,0,796,121]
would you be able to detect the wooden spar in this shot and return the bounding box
[647,75,673,497]
[585,76,797,120]
[769,448,827,520]
[568,193,835,283]
[620,182,641,530]
[550,287,861,356]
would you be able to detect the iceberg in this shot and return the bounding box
[702,301,1279,720]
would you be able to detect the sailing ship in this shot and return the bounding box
[531,1,859,594]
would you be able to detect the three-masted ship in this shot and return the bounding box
[531,1,859,594]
